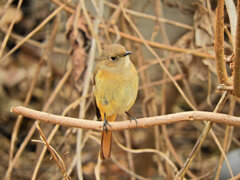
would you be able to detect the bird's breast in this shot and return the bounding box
[94,64,138,116]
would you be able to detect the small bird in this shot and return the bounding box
[93,44,138,160]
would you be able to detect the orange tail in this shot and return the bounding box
[100,130,112,160]
[100,114,116,160]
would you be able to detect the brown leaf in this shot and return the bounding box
[66,11,91,82]
[70,46,87,82]
[194,4,214,47]
[174,31,194,66]
[66,13,91,46]
[0,5,23,28]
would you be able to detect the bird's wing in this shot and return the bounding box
[93,67,101,121]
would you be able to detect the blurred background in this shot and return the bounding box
[0,0,239,179]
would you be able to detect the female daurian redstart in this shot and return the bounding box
[93,44,138,160]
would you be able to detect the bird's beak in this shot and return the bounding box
[124,51,132,56]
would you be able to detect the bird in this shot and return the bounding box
[93,44,138,160]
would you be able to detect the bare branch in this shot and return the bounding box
[11,106,240,130]
[234,2,240,97]
[215,0,232,85]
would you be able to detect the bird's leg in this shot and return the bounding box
[103,113,111,134]
[125,111,138,127]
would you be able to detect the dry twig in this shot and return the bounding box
[11,106,240,130]
[233,1,240,97]
[214,0,232,85]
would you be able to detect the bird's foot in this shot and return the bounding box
[125,111,138,127]
[103,115,111,134]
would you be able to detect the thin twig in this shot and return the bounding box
[76,0,103,179]
[230,172,240,180]
[124,129,135,180]
[107,27,215,59]
[119,0,197,112]
[113,135,178,174]
[111,154,150,180]
[214,126,232,180]
[0,0,13,19]
[89,134,149,180]
[31,67,72,180]
[65,131,92,179]
[6,13,62,180]
[0,1,67,64]
[34,123,69,180]
[50,0,214,59]
[104,0,193,30]
[94,155,102,180]
[154,1,173,176]
[31,15,61,179]
[224,26,234,47]
[5,66,72,180]
[0,28,69,55]
[215,94,236,179]
[51,0,193,31]
[0,0,23,59]
[176,92,232,179]
[9,42,44,173]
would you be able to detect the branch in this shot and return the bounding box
[234,2,240,97]
[215,0,232,85]
[217,84,234,91]
[11,106,240,130]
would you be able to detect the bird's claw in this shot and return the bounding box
[103,117,111,134]
[130,117,138,127]
[125,111,139,127]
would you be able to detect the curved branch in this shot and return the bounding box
[215,0,232,85]
[11,106,240,130]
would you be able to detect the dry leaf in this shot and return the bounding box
[0,68,26,87]
[66,12,91,82]
[193,3,214,47]
[202,49,217,75]
[174,31,194,66]
[0,6,22,28]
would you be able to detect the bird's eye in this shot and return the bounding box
[110,56,117,61]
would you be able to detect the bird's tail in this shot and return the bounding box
[100,130,112,160]
[100,114,116,160]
